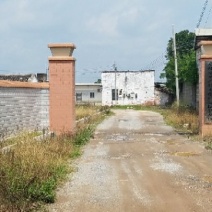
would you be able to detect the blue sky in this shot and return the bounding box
[0,0,212,82]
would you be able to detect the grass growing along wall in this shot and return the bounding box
[0,105,108,211]
[158,104,199,134]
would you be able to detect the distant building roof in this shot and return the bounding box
[102,70,155,73]
[75,83,102,86]
[154,82,173,94]
[0,74,32,82]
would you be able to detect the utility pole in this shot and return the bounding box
[113,63,117,105]
[172,25,179,107]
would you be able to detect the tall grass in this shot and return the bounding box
[76,104,101,120]
[0,105,108,211]
[0,135,71,211]
[158,104,199,134]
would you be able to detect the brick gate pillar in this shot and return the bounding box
[196,41,212,136]
[48,43,76,135]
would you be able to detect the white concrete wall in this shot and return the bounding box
[101,71,155,106]
[75,83,102,103]
[0,87,49,139]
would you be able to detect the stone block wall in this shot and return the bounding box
[0,82,49,140]
[180,82,197,108]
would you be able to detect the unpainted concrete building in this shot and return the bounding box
[101,70,155,106]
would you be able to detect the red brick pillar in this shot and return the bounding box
[197,41,212,136]
[48,43,76,135]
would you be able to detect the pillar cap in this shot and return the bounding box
[48,56,76,61]
[48,43,76,57]
[198,41,212,47]
[48,43,76,48]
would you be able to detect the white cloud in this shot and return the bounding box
[86,13,119,37]
[0,0,209,82]
[85,2,146,38]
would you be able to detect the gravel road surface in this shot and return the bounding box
[49,109,212,212]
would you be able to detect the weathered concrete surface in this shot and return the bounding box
[49,110,212,212]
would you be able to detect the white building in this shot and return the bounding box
[101,70,155,106]
[75,83,102,104]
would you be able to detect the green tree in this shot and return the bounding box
[161,30,198,93]
[95,79,101,83]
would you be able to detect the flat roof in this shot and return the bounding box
[75,83,102,86]
[0,80,49,89]
[195,28,212,36]
[195,28,212,49]
[102,70,154,73]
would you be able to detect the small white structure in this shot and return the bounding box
[154,83,173,106]
[75,83,102,104]
[101,70,155,106]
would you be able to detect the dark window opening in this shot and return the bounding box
[90,92,95,98]
[112,89,118,100]
[76,93,82,101]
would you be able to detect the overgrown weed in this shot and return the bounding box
[76,103,102,120]
[159,104,199,134]
[0,105,110,211]
[203,136,212,150]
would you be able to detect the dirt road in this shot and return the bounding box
[49,110,212,212]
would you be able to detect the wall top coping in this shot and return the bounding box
[48,43,76,49]
[0,80,49,89]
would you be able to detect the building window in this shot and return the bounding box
[90,92,95,98]
[112,89,118,100]
[76,93,82,101]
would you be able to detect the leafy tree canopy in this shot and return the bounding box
[95,78,101,83]
[160,30,198,92]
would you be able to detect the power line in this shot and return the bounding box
[196,0,209,28]
[204,5,212,26]
[142,53,166,71]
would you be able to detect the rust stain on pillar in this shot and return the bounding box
[48,43,76,135]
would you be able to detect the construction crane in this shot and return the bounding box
[196,0,209,28]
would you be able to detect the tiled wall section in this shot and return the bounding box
[0,87,49,139]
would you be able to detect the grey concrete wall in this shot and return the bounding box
[180,83,197,108]
[0,87,49,139]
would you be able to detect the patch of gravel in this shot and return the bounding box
[150,151,183,175]
[49,144,121,212]
[175,175,212,210]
